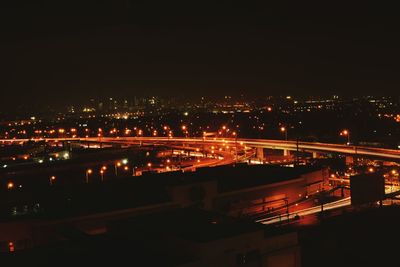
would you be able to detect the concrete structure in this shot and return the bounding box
[166,165,328,217]
[0,164,325,254]
[3,137,400,161]
[108,209,301,267]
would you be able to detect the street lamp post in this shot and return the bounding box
[182,125,188,138]
[115,162,121,176]
[86,169,92,183]
[132,166,137,176]
[341,130,350,145]
[49,176,56,186]
[280,127,287,141]
[233,131,238,162]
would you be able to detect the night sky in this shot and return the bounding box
[1,2,399,110]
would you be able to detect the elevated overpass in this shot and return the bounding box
[1,137,400,162]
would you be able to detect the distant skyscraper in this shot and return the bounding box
[90,99,95,109]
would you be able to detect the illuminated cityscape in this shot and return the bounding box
[1,2,400,267]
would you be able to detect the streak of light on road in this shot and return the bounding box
[256,197,351,225]
[257,187,398,225]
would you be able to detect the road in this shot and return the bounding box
[256,186,398,225]
[1,137,400,161]
[256,197,351,225]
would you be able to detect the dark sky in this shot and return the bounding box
[1,2,399,110]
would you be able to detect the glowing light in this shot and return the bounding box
[8,242,14,252]
[7,182,14,189]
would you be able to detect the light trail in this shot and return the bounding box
[256,198,351,225]
[257,187,398,225]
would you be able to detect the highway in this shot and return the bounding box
[256,186,398,225]
[1,137,400,161]
[256,197,351,225]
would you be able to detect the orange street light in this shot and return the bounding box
[7,182,14,190]
[115,162,121,176]
[280,127,287,140]
[50,175,56,185]
[340,130,350,144]
[86,169,93,183]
